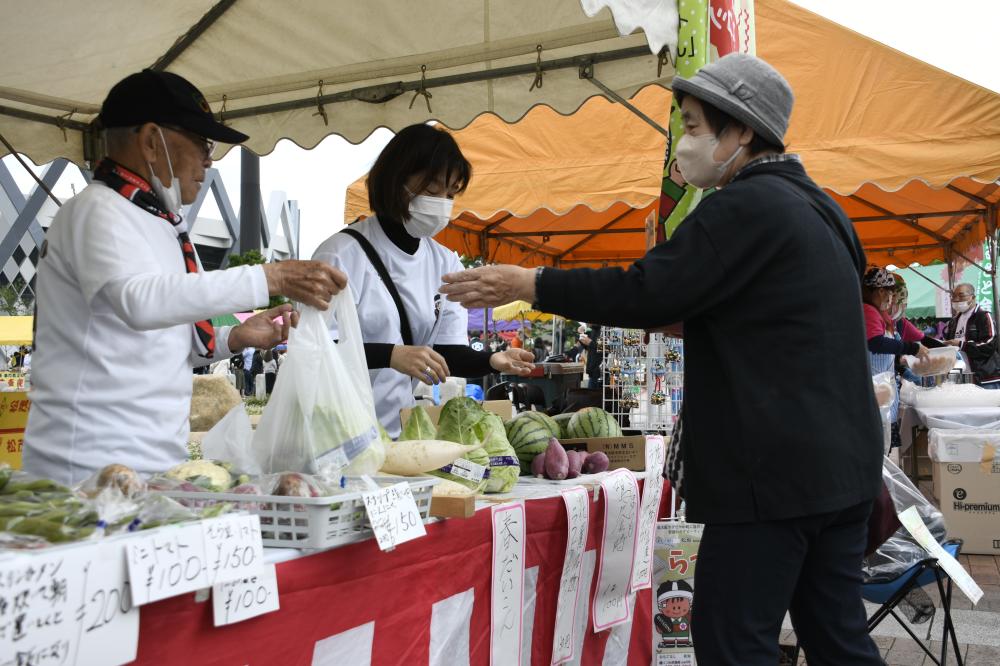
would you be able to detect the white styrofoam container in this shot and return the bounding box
[157,477,438,549]
[928,428,1000,463]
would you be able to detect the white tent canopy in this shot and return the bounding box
[1,0,677,166]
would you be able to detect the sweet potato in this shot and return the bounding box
[531,451,547,478]
[566,450,585,479]
[582,451,610,474]
[544,438,569,480]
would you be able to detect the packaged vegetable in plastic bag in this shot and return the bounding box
[873,372,896,454]
[431,397,491,492]
[481,413,519,493]
[251,294,383,477]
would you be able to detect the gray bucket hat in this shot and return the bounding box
[672,53,794,147]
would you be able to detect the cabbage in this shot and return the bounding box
[163,460,233,492]
[433,397,491,491]
[401,406,437,441]
[480,413,519,493]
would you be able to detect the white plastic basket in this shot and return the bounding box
[155,477,438,549]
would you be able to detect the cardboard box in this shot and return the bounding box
[399,400,513,427]
[560,435,650,472]
[931,458,1000,555]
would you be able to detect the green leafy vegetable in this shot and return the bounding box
[402,406,437,441]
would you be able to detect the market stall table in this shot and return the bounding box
[127,476,670,665]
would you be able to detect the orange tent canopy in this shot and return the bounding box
[345,0,1000,269]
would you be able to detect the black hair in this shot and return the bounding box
[674,90,784,156]
[367,124,472,223]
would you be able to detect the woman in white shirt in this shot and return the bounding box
[313,124,535,437]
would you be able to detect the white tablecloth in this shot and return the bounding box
[898,404,1000,452]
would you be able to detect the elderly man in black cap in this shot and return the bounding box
[441,54,883,665]
[24,70,347,486]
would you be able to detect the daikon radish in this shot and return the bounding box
[380,439,478,475]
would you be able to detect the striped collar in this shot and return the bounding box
[735,153,802,179]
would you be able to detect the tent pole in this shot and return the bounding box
[989,206,1000,320]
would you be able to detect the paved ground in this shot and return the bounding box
[777,477,999,664]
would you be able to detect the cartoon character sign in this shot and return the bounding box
[655,580,694,648]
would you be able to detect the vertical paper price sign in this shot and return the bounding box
[490,502,525,666]
[126,523,210,606]
[213,563,281,626]
[202,514,265,586]
[592,469,640,632]
[653,520,703,665]
[631,435,667,593]
[362,482,427,552]
[551,486,590,664]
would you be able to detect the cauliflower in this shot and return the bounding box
[164,460,233,492]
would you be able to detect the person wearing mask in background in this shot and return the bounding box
[862,268,931,448]
[312,124,535,438]
[889,273,945,386]
[263,349,277,395]
[23,70,346,485]
[442,54,887,665]
[943,283,999,387]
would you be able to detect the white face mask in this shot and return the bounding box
[146,126,183,215]
[676,132,744,189]
[405,194,454,238]
[952,300,972,314]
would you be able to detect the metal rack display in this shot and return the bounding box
[599,328,683,433]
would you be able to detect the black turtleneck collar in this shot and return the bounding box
[378,215,420,255]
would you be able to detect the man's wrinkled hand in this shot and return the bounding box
[489,348,536,376]
[439,265,536,308]
[228,304,296,352]
[263,260,348,310]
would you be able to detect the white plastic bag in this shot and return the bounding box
[202,404,260,475]
[251,293,384,477]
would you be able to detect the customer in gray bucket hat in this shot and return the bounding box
[440,52,882,665]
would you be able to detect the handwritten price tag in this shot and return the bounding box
[630,435,666,593]
[0,541,138,666]
[75,541,140,666]
[212,563,280,626]
[592,469,640,632]
[202,514,264,586]
[126,523,210,606]
[490,503,525,666]
[551,487,590,664]
[362,482,427,551]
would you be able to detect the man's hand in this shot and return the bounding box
[262,260,348,310]
[228,304,297,353]
[915,342,931,363]
[390,345,450,385]
[489,348,536,376]
[440,265,536,308]
[945,339,962,347]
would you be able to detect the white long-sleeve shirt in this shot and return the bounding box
[23,182,269,485]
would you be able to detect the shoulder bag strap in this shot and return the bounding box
[340,226,414,346]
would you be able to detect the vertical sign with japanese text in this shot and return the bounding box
[491,502,525,666]
[592,469,640,632]
[631,435,667,593]
[551,486,590,664]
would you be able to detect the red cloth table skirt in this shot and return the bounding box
[134,479,671,665]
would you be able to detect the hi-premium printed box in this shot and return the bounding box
[929,429,1000,555]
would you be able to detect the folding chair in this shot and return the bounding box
[783,539,964,666]
[862,538,964,665]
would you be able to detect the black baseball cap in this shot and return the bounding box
[99,69,248,144]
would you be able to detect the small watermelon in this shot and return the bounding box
[506,411,561,473]
[552,413,574,439]
[566,407,623,439]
